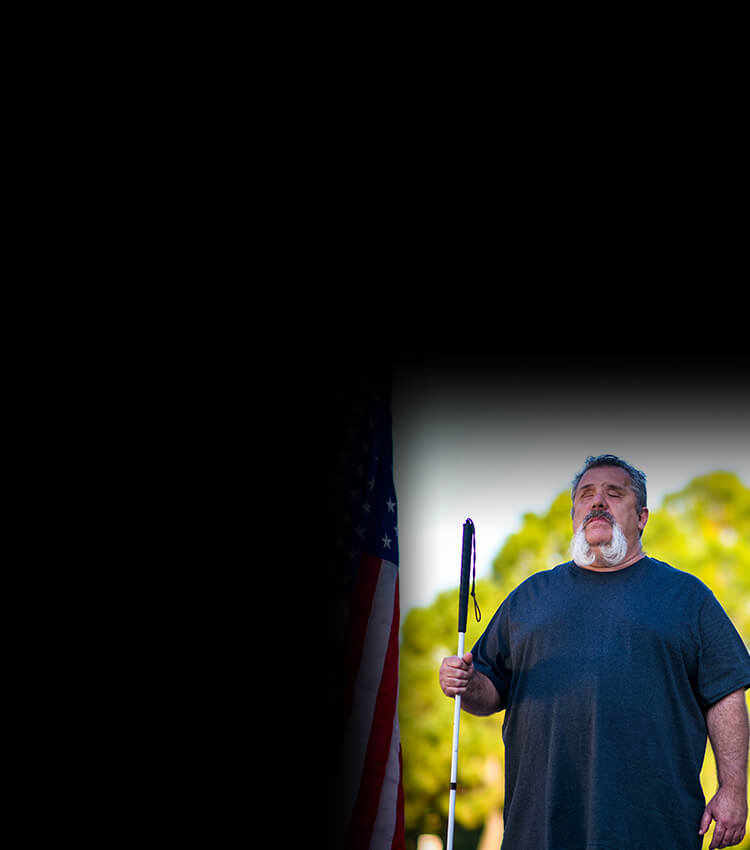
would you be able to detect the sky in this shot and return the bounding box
[391,355,750,619]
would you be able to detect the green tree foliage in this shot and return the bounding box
[643,471,750,637]
[491,491,573,591]
[399,472,750,850]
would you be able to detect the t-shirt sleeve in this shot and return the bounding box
[696,591,750,709]
[470,598,513,710]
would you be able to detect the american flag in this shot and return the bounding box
[328,377,405,850]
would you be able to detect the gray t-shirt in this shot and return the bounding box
[471,556,750,849]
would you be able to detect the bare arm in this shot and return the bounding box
[439,651,503,716]
[699,689,749,849]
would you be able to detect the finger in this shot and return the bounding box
[448,664,471,678]
[709,824,726,849]
[723,829,738,847]
[440,672,469,689]
[729,827,744,846]
[441,665,470,679]
[445,669,470,683]
[463,651,473,665]
[699,808,713,835]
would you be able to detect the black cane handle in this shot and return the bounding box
[458,519,474,633]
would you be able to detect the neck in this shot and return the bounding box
[578,545,645,572]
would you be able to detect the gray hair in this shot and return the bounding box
[570,454,648,517]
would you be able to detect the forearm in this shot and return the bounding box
[461,670,502,717]
[706,689,749,792]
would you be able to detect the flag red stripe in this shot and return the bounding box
[346,572,401,848]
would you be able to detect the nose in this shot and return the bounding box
[592,489,608,509]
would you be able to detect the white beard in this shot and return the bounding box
[571,520,628,567]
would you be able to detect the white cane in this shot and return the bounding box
[446,518,477,850]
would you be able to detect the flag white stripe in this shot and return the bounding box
[335,559,398,840]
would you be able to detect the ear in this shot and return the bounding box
[638,507,649,534]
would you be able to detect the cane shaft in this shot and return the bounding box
[448,518,476,850]
[446,631,465,850]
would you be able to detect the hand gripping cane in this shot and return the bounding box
[446,518,479,850]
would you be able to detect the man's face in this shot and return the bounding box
[572,466,648,549]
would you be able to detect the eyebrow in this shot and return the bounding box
[577,483,627,494]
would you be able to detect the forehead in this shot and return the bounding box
[576,466,631,491]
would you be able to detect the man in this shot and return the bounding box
[439,454,750,849]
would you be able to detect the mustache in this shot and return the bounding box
[584,509,615,526]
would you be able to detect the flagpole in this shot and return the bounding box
[446,518,475,850]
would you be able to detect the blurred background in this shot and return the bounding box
[392,355,749,850]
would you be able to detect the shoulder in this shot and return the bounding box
[643,556,714,600]
[505,563,570,607]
